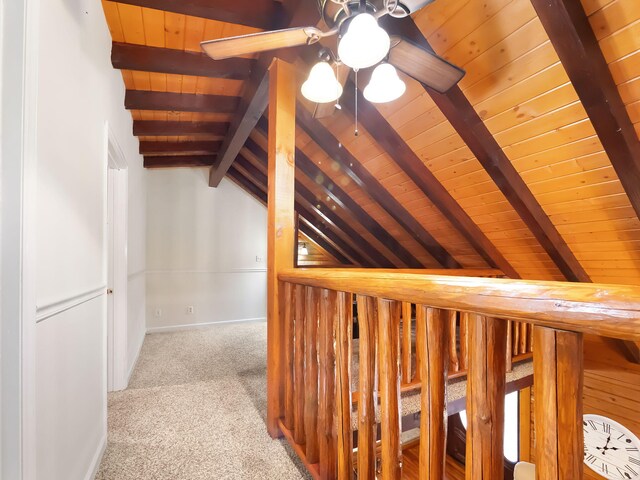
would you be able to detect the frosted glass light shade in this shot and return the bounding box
[301,61,343,103]
[363,63,406,103]
[338,13,390,70]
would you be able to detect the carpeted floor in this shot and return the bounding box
[95,321,311,480]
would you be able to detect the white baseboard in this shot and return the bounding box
[83,433,107,480]
[126,328,146,384]
[146,317,266,334]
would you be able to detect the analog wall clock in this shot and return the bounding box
[583,414,640,479]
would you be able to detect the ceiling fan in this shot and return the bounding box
[200,0,464,108]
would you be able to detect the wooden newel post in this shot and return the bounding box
[533,326,584,480]
[465,314,507,480]
[266,58,297,438]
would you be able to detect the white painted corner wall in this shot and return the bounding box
[146,169,267,332]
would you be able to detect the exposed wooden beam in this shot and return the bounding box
[296,105,462,269]
[239,144,395,267]
[235,155,369,265]
[250,127,424,268]
[124,90,239,114]
[208,0,319,187]
[530,0,640,220]
[337,83,520,279]
[139,141,221,156]
[226,167,350,264]
[208,59,270,187]
[385,17,589,282]
[111,0,283,30]
[144,155,216,168]
[133,121,229,138]
[111,42,253,80]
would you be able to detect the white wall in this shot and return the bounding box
[34,0,144,479]
[146,169,267,331]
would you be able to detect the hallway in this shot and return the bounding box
[95,321,311,479]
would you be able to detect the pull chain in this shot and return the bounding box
[335,62,342,110]
[354,69,359,137]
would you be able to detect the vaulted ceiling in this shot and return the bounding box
[101,0,640,285]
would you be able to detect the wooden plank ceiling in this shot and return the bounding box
[101,0,640,284]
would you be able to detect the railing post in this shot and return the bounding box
[266,58,296,438]
[401,302,413,384]
[319,289,337,479]
[335,292,353,480]
[378,299,402,480]
[305,286,320,464]
[416,306,449,479]
[533,327,584,480]
[283,282,295,430]
[293,284,306,445]
[356,295,378,480]
[465,314,507,480]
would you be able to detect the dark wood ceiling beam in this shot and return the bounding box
[124,90,239,113]
[144,155,216,168]
[530,0,640,220]
[139,141,221,155]
[235,155,371,266]
[296,105,462,269]
[111,42,253,80]
[239,142,396,268]
[133,121,229,138]
[226,166,352,265]
[384,17,589,282]
[247,131,424,268]
[336,82,519,278]
[112,0,284,30]
[208,0,319,187]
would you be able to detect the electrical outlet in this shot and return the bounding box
[255,255,263,263]
[187,306,194,314]
[155,308,162,317]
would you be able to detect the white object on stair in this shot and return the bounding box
[514,462,535,480]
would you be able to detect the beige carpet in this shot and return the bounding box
[95,321,312,480]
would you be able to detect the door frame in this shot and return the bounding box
[106,124,129,392]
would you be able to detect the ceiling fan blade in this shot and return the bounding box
[201,27,330,60]
[388,36,465,93]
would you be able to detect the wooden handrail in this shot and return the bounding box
[279,269,640,340]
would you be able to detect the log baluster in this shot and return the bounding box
[533,327,583,480]
[448,310,459,373]
[520,322,529,354]
[416,306,449,479]
[459,312,468,371]
[465,314,507,480]
[305,286,320,464]
[401,301,413,384]
[335,291,353,480]
[319,289,337,480]
[356,295,378,480]
[378,299,402,480]
[513,320,520,356]
[505,320,513,373]
[283,282,295,430]
[293,284,306,445]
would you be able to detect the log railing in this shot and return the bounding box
[273,268,640,480]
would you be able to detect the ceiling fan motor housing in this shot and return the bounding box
[323,0,434,28]
[389,0,436,17]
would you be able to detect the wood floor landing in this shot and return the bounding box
[401,443,464,480]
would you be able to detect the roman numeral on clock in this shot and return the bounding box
[630,456,640,466]
[603,423,611,434]
[586,454,597,464]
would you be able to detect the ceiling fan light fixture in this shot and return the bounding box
[301,61,344,103]
[363,63,406,103]
[337,13,390,70]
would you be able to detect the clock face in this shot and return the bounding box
[583,414,640,479]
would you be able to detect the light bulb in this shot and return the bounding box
[338,13,390,70]
[301,61,343,103]
[299,243,309,256]
[363,63,406,103]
